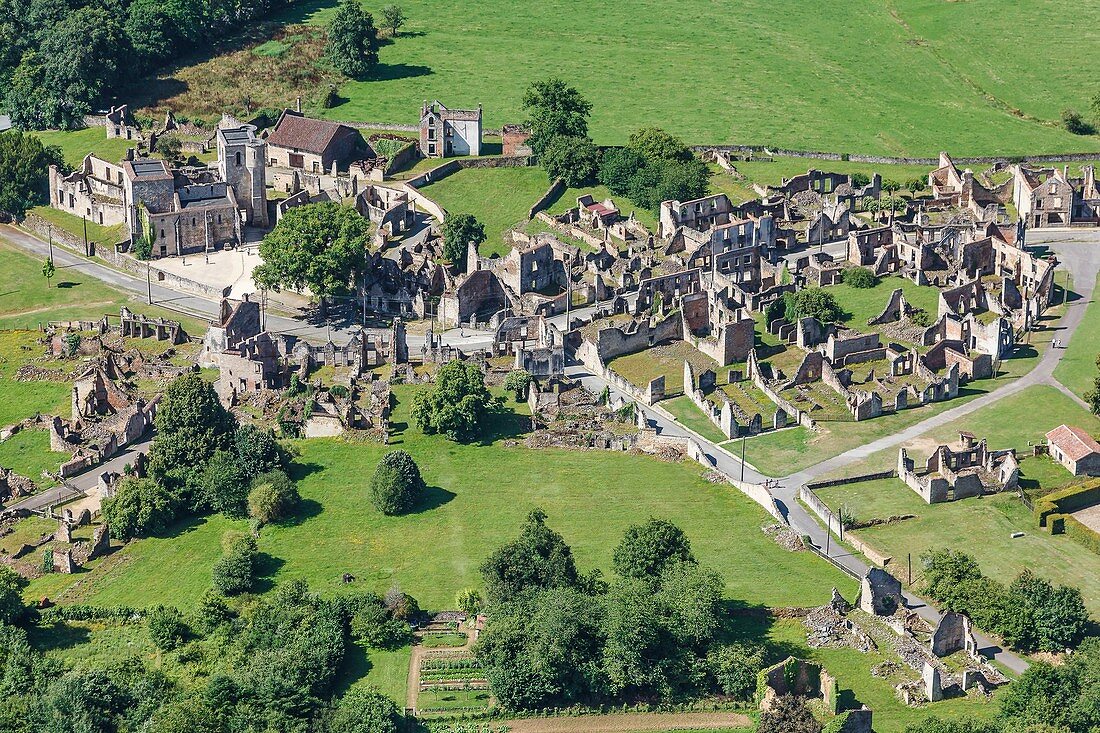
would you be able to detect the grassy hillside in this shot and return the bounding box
[259,0,1100,155]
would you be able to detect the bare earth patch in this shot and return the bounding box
[505,712,751,733]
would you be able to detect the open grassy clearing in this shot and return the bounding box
[0,429,67,488]
[266,0,1100,156]
[36,386,855,611]
[417,166,551,257]
[608,340,721,397]
[815,476,1100,616]
[0,235,208,334]
[1053,272,1100,400]
[827,276,941,335]
[29,127,138,169]
[661,396,727,445]
[0,331,73,427]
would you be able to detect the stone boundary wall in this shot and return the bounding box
[800,473,898,568]
[529,178,566,219]
[691,145,1100,167]
[22,212,91,253]
[21,213,228,302]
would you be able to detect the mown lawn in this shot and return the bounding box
[417,166,553,256]
[0,234,208,334]
[50,387,855,611]
[0,429,67,487]
[274,0,1100,156]
[29,127,137,168]
[1054,272,1100,401]
[0,331,73,427]
[827,276,941,332]
[662,396,727,445]
[815,477,1100,617]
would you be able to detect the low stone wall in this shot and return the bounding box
[529,179,566,219]
[22,213,91,252]
[93,243,231,301]
[691,145,1100,167]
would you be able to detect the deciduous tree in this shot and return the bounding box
[521,77,592,155]
[612,518,695,581]
[480,508,579,604]
[440,213,485,269]
[326,0,379,79]
[102,477,176,541]
[254,202,370,314]
[540,134,598,187]
[0,131,63,216]
[411,360,496,442]
[368,450,424,515]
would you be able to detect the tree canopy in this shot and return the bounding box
[612,518,695,581]
[254,202,370,307]
[411,359,497,442]
[598,130,709,213]
[101,477,176,541]
[521,77,592,155]
[326,0,379,79]
[440,213,485,269]
[368,450,425,515]
[0,131,64,216]
[480,508,580,605]
[782,287,843,324]
[540,134,599,187]
[149,372,235,496]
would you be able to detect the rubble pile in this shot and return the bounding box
[761,523,805,552]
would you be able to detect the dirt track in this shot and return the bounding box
[504,711,752,733]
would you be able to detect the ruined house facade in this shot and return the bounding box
[419,101,483,158]
[49,154,242,256]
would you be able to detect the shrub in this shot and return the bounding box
[369,450,424,515]
[192,590,233,634]
[503,369,532,401]
[247,469,301,525]
[707,643,765,699]
[326,686,401,733]
[0,565,28,624]
[1062,109,1095,136]
[101,477,175,541]
[211,535,257,595]
[350,599,412,649]
[842,267,877,288]
[147,605,187,650]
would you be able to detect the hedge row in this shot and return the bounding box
[1035,481,1100,527]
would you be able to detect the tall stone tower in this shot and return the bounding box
[217,125,268,228]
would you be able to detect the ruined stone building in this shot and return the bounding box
[898,432,1019,503]
[216,124,268,227]
[105,104,141,141]
[1013,164,1100,228]
[659,193,736,239]
[49,153,242,256]
[419,101,483,158]
[928,152,1005,220]
[354,184,414,236]
[266,110,361,173]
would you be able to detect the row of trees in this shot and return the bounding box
[475,512,767,709]
[920,549,1090,653]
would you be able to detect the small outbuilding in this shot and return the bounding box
[1046,424,1100,476]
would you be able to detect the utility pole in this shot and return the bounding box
[47,223,54,262]
[740,435,746,481]
[907,553,912,586]
[81,216,88,256]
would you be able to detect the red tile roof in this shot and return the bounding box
[267,111,355,155]
[1046,424,1100,462]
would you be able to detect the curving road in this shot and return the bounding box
[568,230,1100,675]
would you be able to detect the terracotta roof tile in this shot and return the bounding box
[267,112,355,156]
[1046,424,1100,462]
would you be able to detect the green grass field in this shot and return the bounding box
[828,276,941,333]
[38,386,855,611]
[815,478,1100,617]
[0,429,67,487]
[662,396,728,445]
[1054,273,1100,400]
[30,127,138,168]
[0,234,208,334]
[272,0,1100,156]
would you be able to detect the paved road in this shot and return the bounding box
[566,230,1100,675]
[0,224,495,350]
[2,438,154,514]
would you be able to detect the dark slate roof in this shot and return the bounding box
[267,111,355,155]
